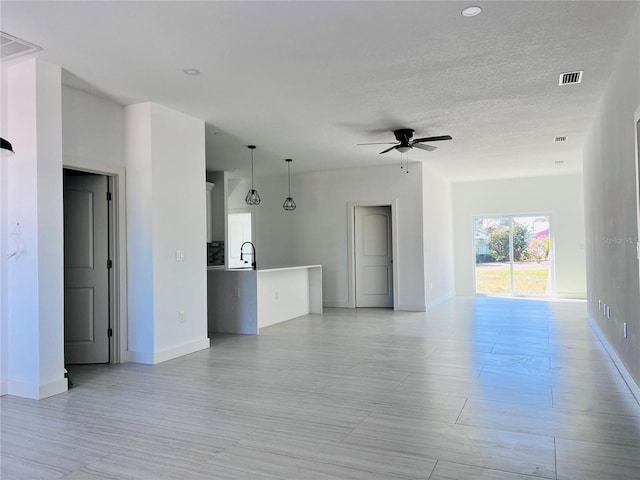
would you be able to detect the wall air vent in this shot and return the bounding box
[559,71,583,85]
[554,136,567,143]
[1,31,42,61]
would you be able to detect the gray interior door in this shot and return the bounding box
[64,171,110,364]
[355,206,393,308]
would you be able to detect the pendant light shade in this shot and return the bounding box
[245,145,261,206]
[283,158,296,211]
[1,137,15,156]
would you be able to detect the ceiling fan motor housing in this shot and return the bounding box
[394,128,414,143]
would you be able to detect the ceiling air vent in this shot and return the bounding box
[1,31,42,61]
[554,136,567,143]
[559,71,583,86]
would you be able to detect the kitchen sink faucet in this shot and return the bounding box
[240,241,257,270]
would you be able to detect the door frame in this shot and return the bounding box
[63,161,127,363]
[634,104,640,288]
[471,212,555,297]
[347,200,399,309]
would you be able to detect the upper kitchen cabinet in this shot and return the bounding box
[206,182,215,242]
[206,171,226,266]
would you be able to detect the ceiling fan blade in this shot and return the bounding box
[413,143,437,152]
[357,142,398,145]
[379,145,399,154]
[413,135,452,143]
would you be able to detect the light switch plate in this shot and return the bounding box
[175,249,185,262]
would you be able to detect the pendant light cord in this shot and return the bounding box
[288,161,291,196]
[251,148,255,189]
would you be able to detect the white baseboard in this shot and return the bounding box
[395,304,427,312]
[323,301,351,309]
[587,314,640,405]
[555,292,587,300]
[129,337,210,365]
[323,302,428,312]
[7,377,68,399]
[127,349,154,364]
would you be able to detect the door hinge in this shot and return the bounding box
[107,328,113,337]
[106,191,112,201]
[107,259,113,269]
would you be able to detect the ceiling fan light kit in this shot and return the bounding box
[461,6,482,17]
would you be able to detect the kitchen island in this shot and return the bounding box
[207,265,322,334]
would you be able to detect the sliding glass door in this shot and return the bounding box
[474,215,552,296]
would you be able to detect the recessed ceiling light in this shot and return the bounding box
[182,68,200,76]
[462,6,482,17]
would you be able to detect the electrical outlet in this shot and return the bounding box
[175,249,185,262]
[178,311,185,323]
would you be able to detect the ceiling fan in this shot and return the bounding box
[358,128,452,154]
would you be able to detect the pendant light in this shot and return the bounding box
[245,145,261,205]
[1,137,15,157]
[282,158,296,211]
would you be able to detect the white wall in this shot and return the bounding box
[423,165,455,307]
[452,174,586,298]
[125,102,209,364]
[1,59,67,399]
[1,60,10,395]
[62,85,125,167]
[583,8,640,388]
[227,175,252,210]
[253,163,427,310]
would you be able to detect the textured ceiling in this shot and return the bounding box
[1,1,638,180]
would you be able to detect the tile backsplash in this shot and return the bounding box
[207,241,225,266]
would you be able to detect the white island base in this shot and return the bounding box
[207,265,322,334]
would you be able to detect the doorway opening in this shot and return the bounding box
[63,169,116,364]
[473,214,553,296]
[227,210,254,268]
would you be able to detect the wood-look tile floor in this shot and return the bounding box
[2,297,639,479]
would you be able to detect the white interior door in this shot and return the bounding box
[355,206,393,307]
[64,171,110,364]
[228,211,253,268]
